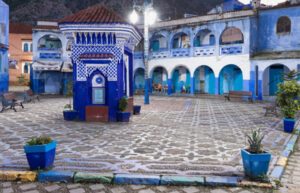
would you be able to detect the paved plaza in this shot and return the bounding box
[0,96,291,176]
[0,181,272,193]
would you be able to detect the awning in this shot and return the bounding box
[32,61,62,71]
[61,61,73,72]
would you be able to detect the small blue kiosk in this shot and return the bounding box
[59,5,141,122]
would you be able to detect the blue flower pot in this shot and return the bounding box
[117,112,131,122]
[284,118,295,133]
[24,141,56,170]
[133,105,141,115]
[241,149,271,179]
[63,110,78,121]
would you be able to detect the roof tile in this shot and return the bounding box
[59,5,126,24]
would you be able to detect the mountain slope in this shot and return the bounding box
[4,0,223,24]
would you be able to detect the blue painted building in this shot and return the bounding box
[31,21,73,95]
[59,5,141,122]
[133,0,300,100]
[0,0,9,93]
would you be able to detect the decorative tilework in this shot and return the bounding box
[72,45,123,81]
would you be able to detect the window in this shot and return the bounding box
[220,27,244,45]
[92,74,106,104]
[22,62,31,74]
[277,16,291,34]
[23,43,29,52]
[22,41,32,52]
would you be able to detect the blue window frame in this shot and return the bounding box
[23,43,29,52]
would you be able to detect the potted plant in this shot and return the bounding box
[63,81,78,121]
[133,105,141,115]
[24,136,56,170]
[241,129,271,180]
[276,77,300,133]
[117,97,131,122]
[281,100,299,133]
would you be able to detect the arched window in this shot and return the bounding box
[23,43,29,52]
[277,16,291,34]
[150,34,167,51]
[220,27,244,45]
[66,39,74,51]
[38,35,62,50]
[23,62,30,74]
[172,33,190,49]
[194,29,215,47]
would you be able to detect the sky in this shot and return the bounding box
[239,0,287,5]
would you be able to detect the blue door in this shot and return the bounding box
[269,66,284,96]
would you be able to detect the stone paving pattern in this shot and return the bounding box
[0,96,291,175]
[276,138,300,193]
[0,181,272,193]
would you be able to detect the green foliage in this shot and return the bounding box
[64,104,72,110]
[65,81,73,97]
[17,74,29,86]
[64,81,73,110]
[118,97,128,112]
[276,80,300,118]
[26,136,52,146]
[246,129,265,154]
[283,70,300,81]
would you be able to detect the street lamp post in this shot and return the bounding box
[130,0,157,105]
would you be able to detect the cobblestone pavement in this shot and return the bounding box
[276,138,300,193]
[0,181,273,193]
[0,96,291,176]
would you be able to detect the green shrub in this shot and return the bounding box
[276,80,300,118]
[118,97,128,112]
[246,129,264,154]
[26,136,52,146]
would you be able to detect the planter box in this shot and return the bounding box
[241,149,271,179]
[117,112,131,122]
[63,110,78,121]
[284,118,295,133]
[24,141,56,170]
[133,105,141,115]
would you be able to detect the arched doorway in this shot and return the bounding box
[151,67,168,92]
[134,68,145,92]
[219,65,243,95]
[194,66,215,94]
[172,66,190,93]
[263,64,290,96]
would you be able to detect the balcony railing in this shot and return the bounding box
[193,46,216,57]
[220,44,243,55]
[150,48,169,59]
[134,52,143,60]
[132,44,245,60]
[171,48,190,57]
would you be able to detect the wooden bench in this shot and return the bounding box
[264,103,278,117]
[224,91,253,102]
[1,92,24,112]
[23,89,40,103]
